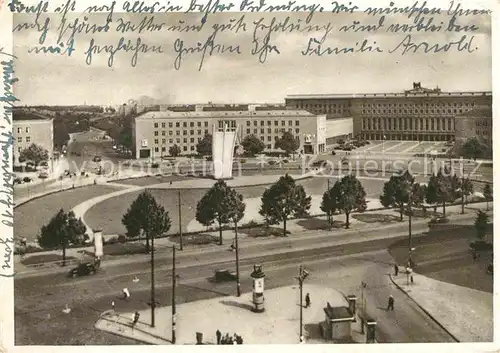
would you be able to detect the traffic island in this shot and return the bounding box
[94,284,368,344]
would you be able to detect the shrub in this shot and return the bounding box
[104,235,119,245]
[240,159,247,164]
[268,160,277,165]
[117,234,127,243]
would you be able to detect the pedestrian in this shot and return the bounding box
[122,288,130,300]
[132,311,140,328]
[216,329,221,345]
[305,293,311,308]
[472,250,477,261]
[111,301,115,311]
[394,264,399,276]
[387,295,394,311]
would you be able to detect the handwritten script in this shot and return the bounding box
[9,0,492,70]
[0,48,16,278]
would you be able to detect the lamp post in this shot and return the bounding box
[360,281,367,334]
[177,190,183,251]
[172,246,177,344]
[296,265,309,342]
[235,220,241,297]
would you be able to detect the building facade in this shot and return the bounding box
[285,83,492,142]
[13,118,54,164]
[133,108,326,159]
[454,107,492,146]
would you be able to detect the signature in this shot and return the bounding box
[389,34,476,55]
[0,48,16,278]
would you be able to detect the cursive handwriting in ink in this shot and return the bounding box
[186,0,234,24]
[173,32,241,71]
[28,38,75,56]
[389,34,476,55]
[301,37,383,56]
[0,50,16,278]
[84,37,164,67]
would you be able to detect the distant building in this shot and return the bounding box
[454,107,492,148]
[13,117,54,164]
[132,108,327,159]
[285,83,492,142]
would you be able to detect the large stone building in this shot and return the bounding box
[13,117,54,164]
[285,83,492,142]
[132,105,329,159]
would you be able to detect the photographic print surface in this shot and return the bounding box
[1,0,495,347]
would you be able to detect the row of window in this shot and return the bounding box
[154,133,302,146]
[362,117,454,131]
[246,128,300,135]
[361,102,476,108]
[476,120,491,127]
[153,121,210,128]
[246,120,300,127]
[15,127,31,134]
[362,108,467,115]
[153,143,277,153]
[17,136,31,143]
[154,129,209,137]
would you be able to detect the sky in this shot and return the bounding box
[13,10,492,106]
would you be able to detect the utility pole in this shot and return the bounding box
[408,198,412,269]
[460,159,465,215]
[360,281,367,334]
[327,178,331,225]
[172,246,177,344]
[150,232,155,327]
[235,221,241,297]
[178,190,183,250]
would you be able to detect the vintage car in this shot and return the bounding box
[214,269,237,282]
[69,261,99,278]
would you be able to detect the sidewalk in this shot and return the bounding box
[390,272,493,342]
[14,203,492,276]
[94,284,366,344]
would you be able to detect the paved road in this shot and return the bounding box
[15,228,467,345]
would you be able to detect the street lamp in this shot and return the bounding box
[295,265,309,342]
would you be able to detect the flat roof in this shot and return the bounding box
[136,110,317,120]
[324,306,353,320]
[286,91,492,100]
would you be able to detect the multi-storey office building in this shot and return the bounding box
[133,108,328,159]
[285,83,492,142]
[13,117,54,164]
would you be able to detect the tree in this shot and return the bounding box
[483,183,493,211]
[379,170,416,221]
[196,180,245,245]
[328,174,367,229]
[121,191,171,252]
[461,137,486,161]
[169,144,181,157]
[241,134,265,156]
[474,210,489,241]
[426,167,459,217]
[119,123,133,150]
[196,133,212,156]
[275,131,300,156]
[321,182,340,227]
[38,209,88,266]
[53,121,70,149]
[461,178,474,205]
[259,174,311,236]
[19,143,49,166]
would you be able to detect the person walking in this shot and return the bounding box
[122,288,130,300]
[216,329,221,345]
[394,264,399,276]
[305,293,311,308]
[111,301,115,311]
[387,295,395,311]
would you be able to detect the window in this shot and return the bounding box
[197,122,201,127]
[176,131,180,135]
[190,122,194,127]
[267,136,271,141]
[254,129,257,134]
[183,146,187,151]
[288,120,292,126]
[268,128,271,133]
[191,146,195,151]
[154,131,159,136]
[154,147,159,152]
[162,146,166,152]
[281,128,285,133]
[274,121,278,126]
[267,144,272,149]
[154,123,158,128]
[154,139,159,144]
[275,128,279,133]
[260,121,264,126]
[190,138,194,143]
[190,130,194,135]
[281,121,285,126]
[183,138,187,143]
[246,129,251,134]
[205,129,208,134]
[267,121,272,126]
[169,131,173,136]
[169,139,173,143]
[169,122,173,128]
[176,122,180,128]
[295,120,300,126]
[183,122,187,127]
[274,136,279,140]
[26,136,31,143]
[183,131,187,135]
[162,138,166,144]
[198,130,202,135]
[205,122,208,127]
[17,127,21,134]
[25,127,30,133]
[260,136,264,141]
[247,121,250,126]
[288,128,292,132]
[162,123,166,128]
[176,138,181,143]
[260,128,264,133]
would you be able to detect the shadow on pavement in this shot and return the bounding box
[304,323,323,340]
[352,213,400,224]
[296,218,345,230]
[219,300,254,311]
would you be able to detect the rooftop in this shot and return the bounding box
[136,110,317,120]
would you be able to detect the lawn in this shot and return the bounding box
[14,185,120,243]
[21,254,77,266]
[85,176,386,237]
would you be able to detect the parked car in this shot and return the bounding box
[14,177,23,184]
[214,269,237,282]
[343,146,353,151]
[151,162,160,168]
[429,216,449,225]
[334,145,343,150]
[38,171,48,179]
[331,150,336,156]
[69,262,99,278]
[22,177,32,183]
[39,161,48,168]
[93,156,102,162]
